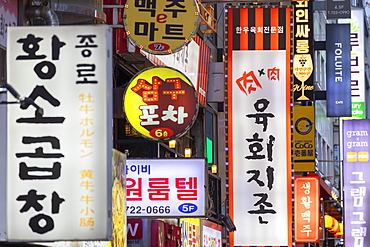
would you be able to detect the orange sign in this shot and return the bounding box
[124,66,198,141]
[294,177,320,243]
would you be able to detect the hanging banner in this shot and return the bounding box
[293,1,314,102]
[343,119,370,246]
[123,0,199,54]
[226,6,292,246]
[6,25,113,241]
[326,24,352,117]
[294,176,320,243]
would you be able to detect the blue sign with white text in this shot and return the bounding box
[326,24,352,117]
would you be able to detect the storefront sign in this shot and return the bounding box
[7,25,113,241]
[126,159,205,217]
[326,0,351,19]
[180,218,201,247]
[293,1,314,102]
[123,0,199,54]
[294,176,320,243]
[152,220,181,247]
[343,119,370,246]
[294,106,315,171]
[202,219,222,247]
[124,66,198,141]
[326,24,351,117]
[0,0,17,48]
[226,6,292,246]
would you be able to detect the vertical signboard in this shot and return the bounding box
[294,106,315,171]
[339,10,366,118]
[226,6,292,246]
[293,1,314,102]
[0,92,6,240]
[7,25,113,241]
[326,24,352,117]
[112,150,127,247]
[180,218,201,247]
[343,119,370,246]
[294,176,320,243]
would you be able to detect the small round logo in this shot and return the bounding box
[295,117,313,135]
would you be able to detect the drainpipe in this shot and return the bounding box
[25,5,59,26]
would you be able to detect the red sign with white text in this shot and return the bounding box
[294,177,320,243]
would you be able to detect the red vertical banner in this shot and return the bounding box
[294,177,320,243]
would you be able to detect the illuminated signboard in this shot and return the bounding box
[294,106,315,172]
[326,24,352,117]
[202,219,222,247]
[124,66,198,141]
[293,1,314,102]
[294,176,320,243]
[226,6,292,246]
[343,119,370,246]
[6,26,112,241]
[339,10,366,119]
[126,159,206,217]
[0,0,17,48]
[123,0,200,54]
[180,218,201,247]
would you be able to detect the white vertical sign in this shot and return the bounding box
[231,50,289,246]
[6,25,112,241]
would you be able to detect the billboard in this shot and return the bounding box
[294,176,320,243]
[124,66,198,141]
[343,119,370,246]
[326,24,352,117]
[123,0,199,54]
[226,6,292,246]
[6,25,113,241]
[126,159,206,217]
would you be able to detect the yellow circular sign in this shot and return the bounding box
[124,66,198,141]
[124,0,200,54]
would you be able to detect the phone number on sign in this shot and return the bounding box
[126,205,171,215]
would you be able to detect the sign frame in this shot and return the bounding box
[126,158,206,218]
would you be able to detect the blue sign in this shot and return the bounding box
[326,24,352,117]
